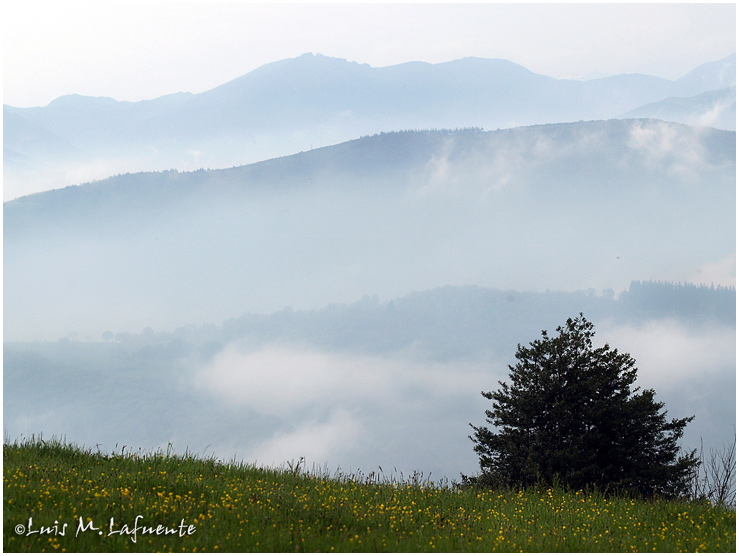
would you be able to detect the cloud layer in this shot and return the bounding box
[194,343,494,476]
[190,316,735,477]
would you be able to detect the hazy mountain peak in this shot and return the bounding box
[561,70,613,81]
[621,85,736,130]
[292,52,362,66]
[296,52,354,63]
[676,53,736,93]
[437,56,542,78]
[23,94,121,112]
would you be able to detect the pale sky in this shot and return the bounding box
[3,3,737,108]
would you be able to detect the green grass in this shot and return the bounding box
[3,437,736,552]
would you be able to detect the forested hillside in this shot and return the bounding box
[5,122,735,342]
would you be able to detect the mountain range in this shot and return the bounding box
[4,53,735,200]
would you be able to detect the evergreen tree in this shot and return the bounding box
[469,314,698,498]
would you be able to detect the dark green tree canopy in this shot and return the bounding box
[470,314,698,498]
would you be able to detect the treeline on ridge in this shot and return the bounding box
[91,280,735,363]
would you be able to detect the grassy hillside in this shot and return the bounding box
[3,438,735,552]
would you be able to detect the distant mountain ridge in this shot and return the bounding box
[152,280,736,361]
[675,53,736,92]
[4,53,735,199]
[621,86,736,130]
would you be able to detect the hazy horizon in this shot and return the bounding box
[4,3,735,108]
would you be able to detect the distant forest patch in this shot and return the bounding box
[79,280,735,361]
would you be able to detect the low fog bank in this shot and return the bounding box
[4,284,734,481]
[192,344,493,477]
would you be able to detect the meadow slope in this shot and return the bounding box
[3,438,735,552]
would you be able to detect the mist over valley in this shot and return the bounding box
[5,282,735,481]
[4,51,736,482]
